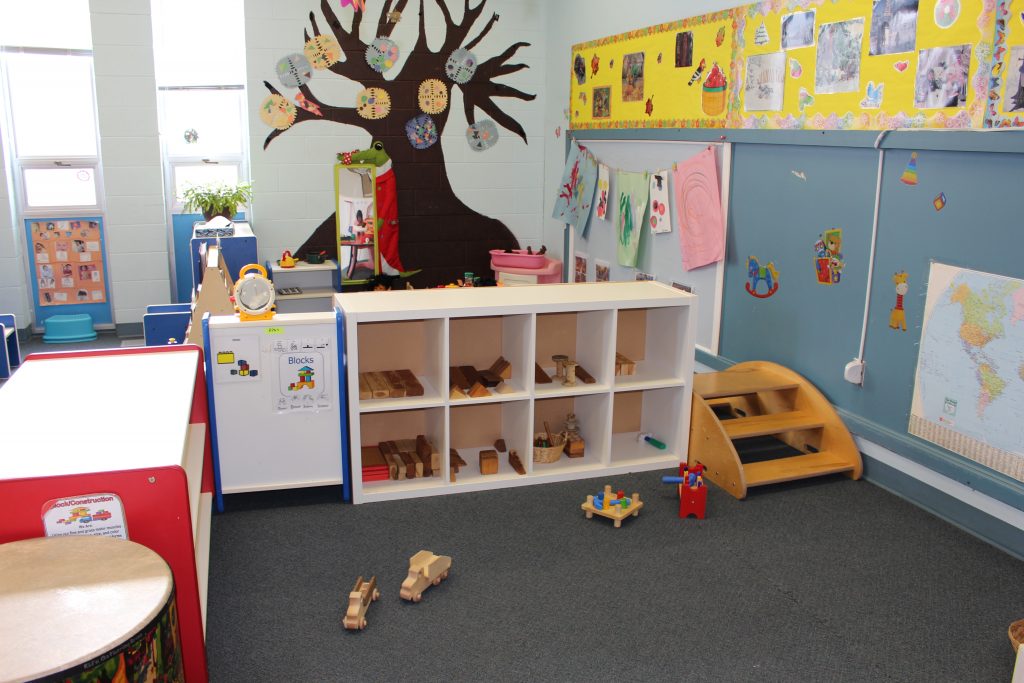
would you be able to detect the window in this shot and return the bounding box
[151,0,248,212]
[1,5,101,216]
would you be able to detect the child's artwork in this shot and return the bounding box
[552,140,598,236]
[744,52,786,111]
[672,148,724,271]
[648,171,671,233]
[615,170,649,267]
[915,44,970,108]
[815,18,865,94]
[595,259,610,282]
[869,0,919,56]
[1003,46,1024,112]
[781,10,816,49]
[596,164,610,220]
[675,32,694,67]
[621,52,645,102]
[813,228,845,285]
[593,86,611,118]
[575,253,588,282]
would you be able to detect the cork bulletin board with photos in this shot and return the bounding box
[26,217,109,307]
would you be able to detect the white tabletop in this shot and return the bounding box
[0,349,200,479]
[335,280,694,321]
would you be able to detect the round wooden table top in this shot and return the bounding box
[0,535,174,683]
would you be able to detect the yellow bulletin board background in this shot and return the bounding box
[570,0,1022,131]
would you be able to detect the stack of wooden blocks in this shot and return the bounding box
[359,369,424,400]
[614,352,636,377]
[362,435,440,482]
[450,356,513,399]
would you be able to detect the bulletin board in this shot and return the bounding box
[569,139,730,355]
[24,217,112,324]
[570,0,1022,131]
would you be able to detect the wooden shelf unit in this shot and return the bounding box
[268,259,340,313]
[337,282,696,504]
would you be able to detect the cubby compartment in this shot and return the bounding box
[614,306,690,389]
[532,393,610,475]
[357,407,447,500]
[534,310,613,397]
[448,314,531,402]
[356,318,444,411]
[610,388,685,467]
[450,401,530,487]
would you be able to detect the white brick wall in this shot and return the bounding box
[0,129,30,324]
[245,0,546,262]
[90,0,169,325]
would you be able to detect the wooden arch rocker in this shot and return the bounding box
[689,361,862,500]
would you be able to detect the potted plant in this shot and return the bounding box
[181,181,253,221]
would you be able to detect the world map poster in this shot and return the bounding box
[909,262,1024,481]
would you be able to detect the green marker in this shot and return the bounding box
[642,434,667,450]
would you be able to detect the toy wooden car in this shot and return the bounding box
[399,550,451,602]
[343,575,380,630]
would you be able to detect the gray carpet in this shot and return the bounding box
[205,470,1024,681]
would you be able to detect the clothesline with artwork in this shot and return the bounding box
[552,139,725,271]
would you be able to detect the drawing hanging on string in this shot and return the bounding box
[649,171,671,234]
[673,148,725,271]
[596,164,610,220]
[616,170,649,267]
[552,140,598,236]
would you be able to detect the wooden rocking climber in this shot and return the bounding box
[689,361,862,499]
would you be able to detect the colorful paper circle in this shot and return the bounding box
[355,87,392,120]
[466,119,498,151]
[934,0,960,28]
[304,34,342,69]
[445,48,478,84]
[418,79,449,114]
[259,94,297,130]
[405,114,439,149]
[276,53,313,88]
[366,37,400,73]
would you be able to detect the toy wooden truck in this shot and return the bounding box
[399,550,452,602]
[343,575,380,630]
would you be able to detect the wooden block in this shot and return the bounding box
[397,369,424,397]
[358,373,372,400]
[449,366,471,390]
[379,442,402,480]
[489,356,512,380]
[365,372,391,398]
[459,365,482,387]
[468,382,490,398]
[399,451,418,478]
[494,382,515,394]
[362,446,386,468]
[564,436,585,458]
[450,449,466,472]
[450,385,467,399]
[450,465,456,483]
[479,449,499,475]
[384,370,407,398]
[535,363,553,384]
[615,353,636,376]
[494,439,507,453]
[575,365,596,384]
[478,369,503,387]
[509,450,526,475]
[395,439,422,477]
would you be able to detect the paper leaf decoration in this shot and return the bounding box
[259,94,297,130]
[304,35,342,70]
[355,87,391,120]
[418,79,449,114]
[446,48,478,84]
[276,53,313,88]
[466,120,499,151]
[366,37,400,73]
[405,114,439,149]
[295,93,322,117]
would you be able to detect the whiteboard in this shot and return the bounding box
[568,139,730,355]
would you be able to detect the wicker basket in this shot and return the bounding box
[533,432,566,463]
[1009,619,1024,652]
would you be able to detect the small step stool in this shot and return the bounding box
[42,314,97,344]
[689,360,862,499]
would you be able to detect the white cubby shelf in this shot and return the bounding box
[336,281,696,504]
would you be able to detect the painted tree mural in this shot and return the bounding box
[260,0,535,286]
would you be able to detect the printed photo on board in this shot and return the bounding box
[621,52,645,102]
[781,10,816,50]
[1004,46,1024,112]
[815,19,865,94]
[593,86,611,118]
[675,32,694,67]
[915,44,970,108]
[869,0,918,56]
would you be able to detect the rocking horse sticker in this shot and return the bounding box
[746,255,780,298]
